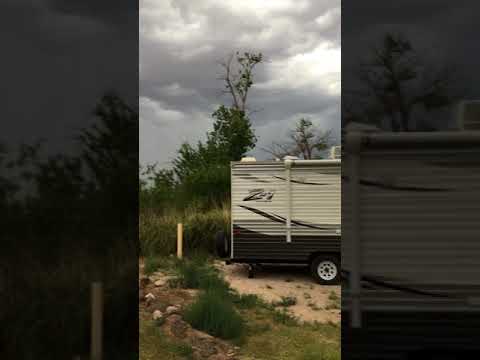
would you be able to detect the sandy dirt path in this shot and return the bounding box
[215,261,340,324]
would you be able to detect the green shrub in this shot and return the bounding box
[174,259,229,293]
[184,288,245,340]
[175,259,204,288]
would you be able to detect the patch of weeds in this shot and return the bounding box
[271,308,298,326]
[285,278,293,283]
[231,292,261,309]
[308,321,340,339]
[184,288,244,340]
[308,302,321,311]
[303,292,312,300]
[144,256,164,276]
[248,322,272,335]
[273,296,297,307]
[328,291,339,302]
[325,291,340,310]
[300,343,340,360]
[141,319,192,360]
[325,304,339,310]
[169,342,194,359]
[327,320,338,328]
[265,284,273,289]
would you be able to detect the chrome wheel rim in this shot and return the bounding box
[317,260,337,281]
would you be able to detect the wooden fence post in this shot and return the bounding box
[91,282,103,360]
[177,223,183,259]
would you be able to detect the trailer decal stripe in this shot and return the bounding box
[238,205,333,230]
[342,269,454,299]
[341,175,453,192]
[273,175,329,186]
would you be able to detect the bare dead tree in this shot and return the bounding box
[262,141,297,160]
[345,33,462,131]
[263,118,334,160]
[218,52,263,112]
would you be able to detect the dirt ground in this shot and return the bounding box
[215,261,340,324]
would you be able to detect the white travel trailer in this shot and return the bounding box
[217,150,341,284]
[342,129,480,358]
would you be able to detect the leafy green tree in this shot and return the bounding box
[79,93,138,195]
[139,52,262,208]
[72,93,137,248]
[208,105,256,161]
[139,164,176,210]
[159,52,263,205]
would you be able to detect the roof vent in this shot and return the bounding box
[241,156,256,162]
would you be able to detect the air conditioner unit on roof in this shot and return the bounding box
[241,157,256,162]
[330,146,341,159]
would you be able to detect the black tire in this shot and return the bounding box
[310,255,340,285]
[215,231,229,258]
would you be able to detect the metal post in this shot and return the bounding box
[177,223,183,259]
[91,282,103,360]
[285,159,293,243]
[348,132,363,328]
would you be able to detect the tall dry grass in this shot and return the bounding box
[140,203,230,257]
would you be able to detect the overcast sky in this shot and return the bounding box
[139,0,341,166]
[2,0,137,155]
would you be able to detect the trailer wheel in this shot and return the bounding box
[311,255,340,285]
[215,231,229,258]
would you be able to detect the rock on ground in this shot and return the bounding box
[162,313,236,360]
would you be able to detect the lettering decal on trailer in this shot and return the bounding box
[243,188,275,202]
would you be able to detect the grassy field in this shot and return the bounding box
[139,256,340,360]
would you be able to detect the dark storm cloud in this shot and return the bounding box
[343,1,477,67]
[140,0,341,165]
[47,0,135,27]
[342,0,480,122]
[1,0,137,154]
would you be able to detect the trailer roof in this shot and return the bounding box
[345,131,480,151]
[231,159,341,166]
